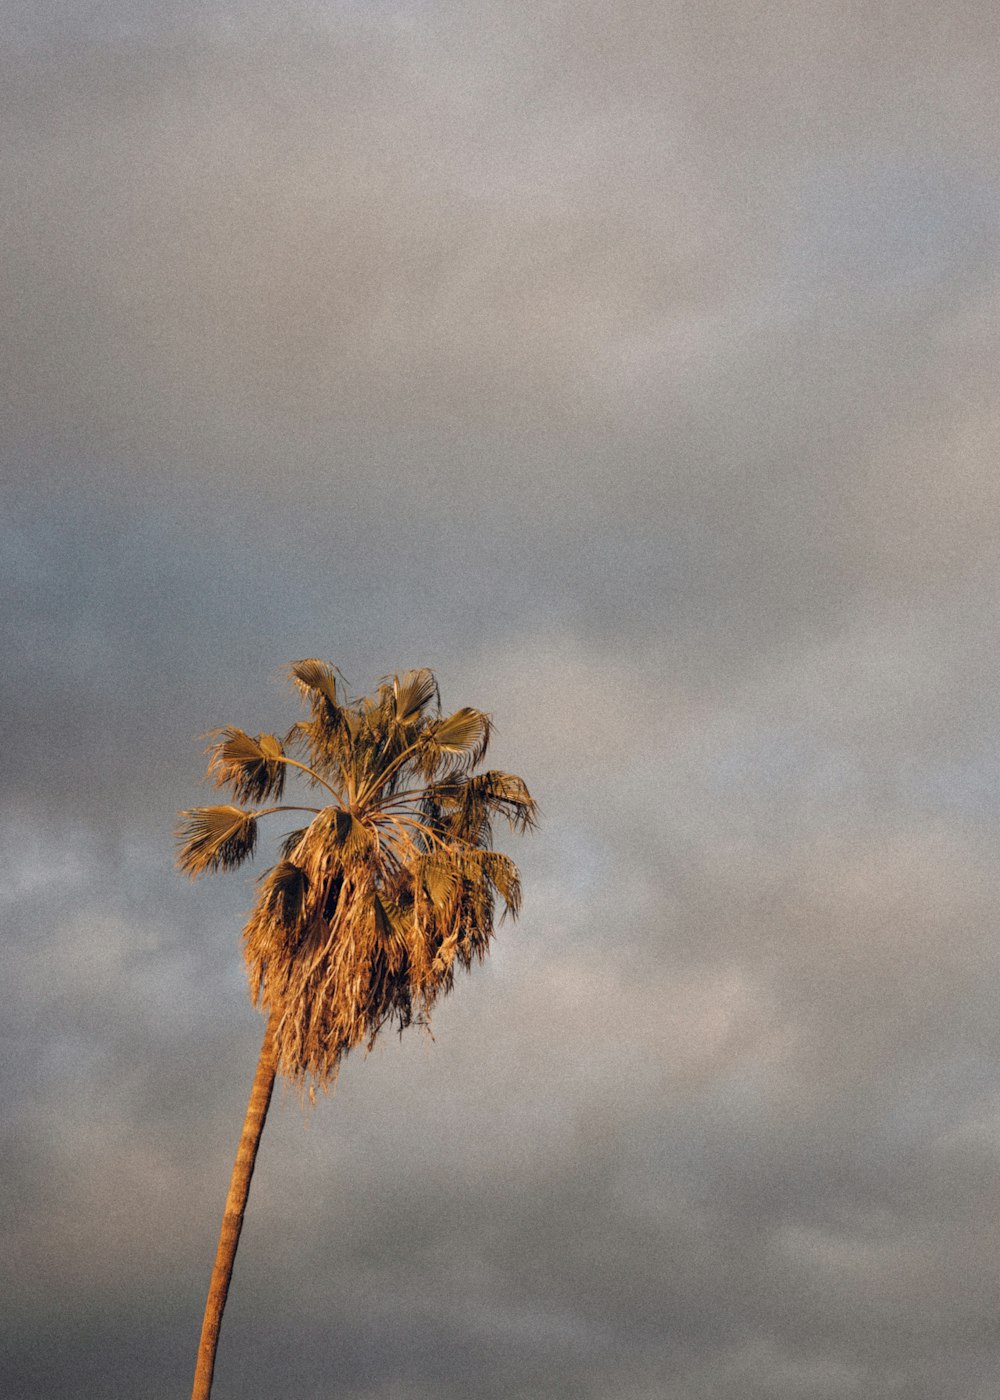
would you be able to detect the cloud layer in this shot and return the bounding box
[4,3,1000,1396]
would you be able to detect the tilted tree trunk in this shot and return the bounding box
[191,1016,278,1400]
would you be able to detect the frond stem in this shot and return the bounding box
[376,811,452,851]
[355,737,429,806]
[381,786,453,807]
[253,804,324,818]
[274,756,341,799]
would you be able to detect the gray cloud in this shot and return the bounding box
[4,3,1000,1397]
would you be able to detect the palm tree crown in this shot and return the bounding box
[177,661,537,1088]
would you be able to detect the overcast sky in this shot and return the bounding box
[4,3,1000,1398]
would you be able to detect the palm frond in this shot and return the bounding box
[331,807,374,859]
[279,826,309,859]
[289,660,354,773]
[436,704,489,748]
[392,668,440,724]
[244,861,319,1004]
[426,770,538,843]
[176,805,258,876]
[291,808,374,885]
[255,859,310,931]
[415,851,462,913]
[373,892,410,956]
[289,658,343,707]
[479,850,522,919]
[206,727,287,802]
[412,707,492,779]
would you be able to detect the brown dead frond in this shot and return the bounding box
[177,662,537,1091]
[177,805,259,876]
[206,728,288,803]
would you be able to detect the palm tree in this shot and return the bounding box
[177,660,537,1400]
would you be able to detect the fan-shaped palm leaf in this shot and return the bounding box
[392,666,440,724]
[206,728,288,803]
[176,805,259,875]
[289,657,343,707]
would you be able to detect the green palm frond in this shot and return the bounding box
[206,728,287,802]
[176,805,258,876]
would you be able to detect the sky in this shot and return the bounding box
[3,2,1000,1397]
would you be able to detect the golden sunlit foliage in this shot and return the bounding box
[177,662,537,1089]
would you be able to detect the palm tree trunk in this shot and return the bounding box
[191,1015,278,1400]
